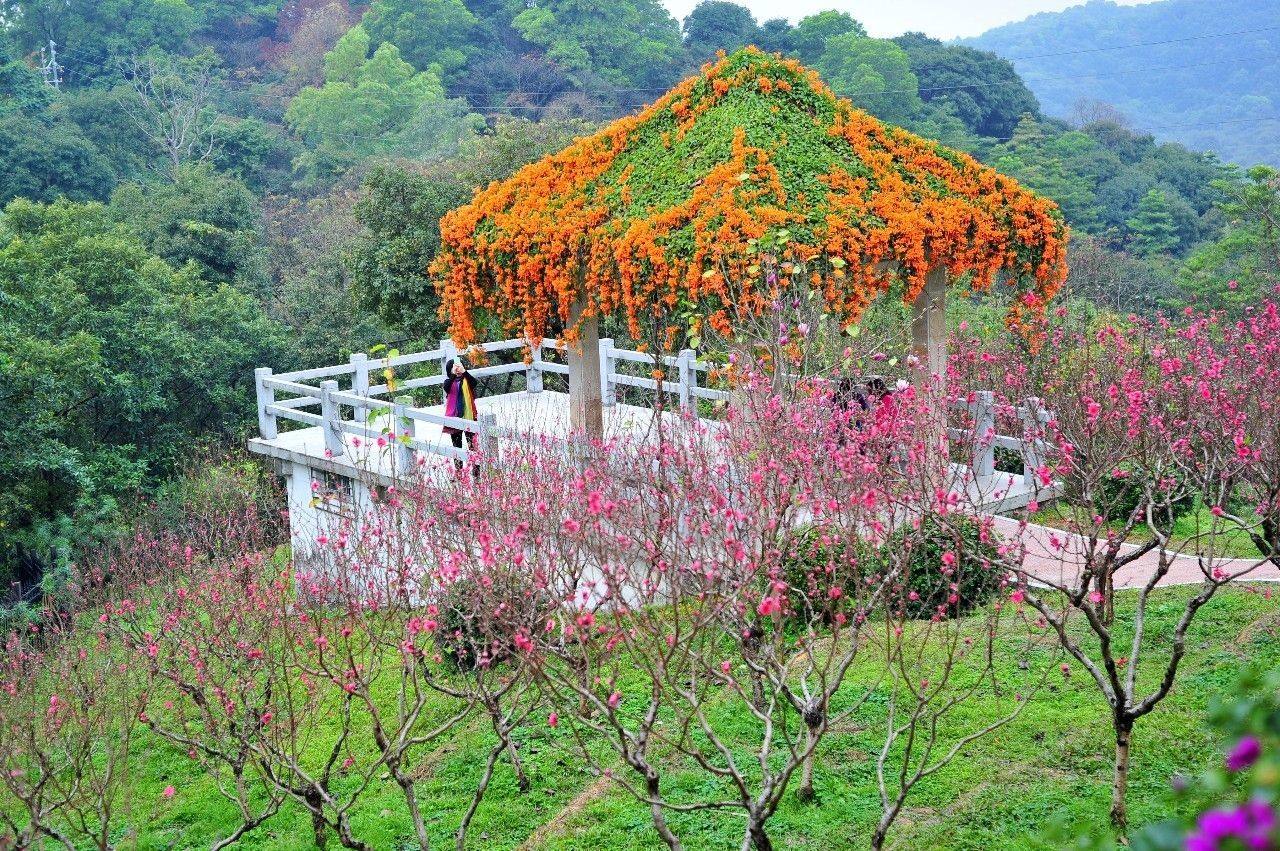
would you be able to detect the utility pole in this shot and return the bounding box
[39,40,62,89]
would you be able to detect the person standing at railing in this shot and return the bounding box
[442,357,480,475]
[833,375,891,438]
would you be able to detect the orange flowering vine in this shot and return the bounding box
[433,47,1068,350]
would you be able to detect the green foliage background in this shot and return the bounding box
[0,0,1275,627]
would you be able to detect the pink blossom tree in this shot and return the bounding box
[961,302,1280,834]
[406,362,1043,851]
[0,618,143,850]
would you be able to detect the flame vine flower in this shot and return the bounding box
[434,47,1067,350]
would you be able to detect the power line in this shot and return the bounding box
[42,32,1280,147]
[994,22,1280,62]
[49,19,1280,99]
[53,42,1280,127]
[401,48,1280,101]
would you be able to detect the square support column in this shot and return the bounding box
[567,294,604,438]
[911,265,947,386]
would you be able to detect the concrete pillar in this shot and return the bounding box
[911,265,947,385]
[567,294,604,438]
[526,340,544,393]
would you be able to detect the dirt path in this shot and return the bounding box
[990,517,1280,590]
[516,774,614,850]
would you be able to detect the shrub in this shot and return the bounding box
[779,527,857,623]
[433,574,552,670]
[781,515,1005,621]
[1096,462,1194,524]
[993,445,1023,474]
[882,515,1006,619]
[434,578,489,669]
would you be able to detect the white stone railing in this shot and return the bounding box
[599,339,729,409]
[947,391,1053,489]
[253,337,731,464]
[254,340,1048,486]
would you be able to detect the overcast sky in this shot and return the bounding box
[660,0,1159,40]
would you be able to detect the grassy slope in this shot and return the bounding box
[104,585,1280,851]
[1031,501,1266,560]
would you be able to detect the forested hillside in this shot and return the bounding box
[965,0,1280,168]
[2,0,1277,606]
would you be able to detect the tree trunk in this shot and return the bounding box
[645,772,682,851]
[396,770,431,851]
[1111,717,1134,837]
[457,741,503,851]
[871,795,904,851]
[742,816,774,851]
[505,732,530,792]
[796,717,822,803]
[311,811,328,849]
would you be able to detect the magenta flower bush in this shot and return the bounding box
[1131,667,1280,851]
[1185,799,1276,851]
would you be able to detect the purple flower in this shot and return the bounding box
[1185,799,1276,851]
[1227,736,1263,773]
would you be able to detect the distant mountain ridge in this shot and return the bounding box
[964,0,1280,167]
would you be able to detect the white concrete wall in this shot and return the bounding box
[285,462,374,571]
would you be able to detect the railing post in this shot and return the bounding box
[349,352,369,424]
[320,379,344,457]
[255,367,277,440]
[688,353,702,418]
[392,394,414,474]
[971,390,995,478]
[677,348,694,413]
[439,338,458,392]
[527,340,544,394]
[477,412,497,454]
[1020,396,1048,488]
[599,337,616,407]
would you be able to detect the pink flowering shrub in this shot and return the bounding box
[0,617,144,850]
[372,356,1049,851]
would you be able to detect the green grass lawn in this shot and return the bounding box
[1030,501,1268,560]
[69,584,1276,851]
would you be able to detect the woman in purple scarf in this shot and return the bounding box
[442,357,479,473]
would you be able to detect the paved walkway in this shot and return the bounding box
[990,516,1280,590]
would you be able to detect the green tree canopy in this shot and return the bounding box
[108,163,267,294]
[0,47,53,116]
[363,0,478,79]
[894,32,1039,138]
[816,34,921,127]
[1126,188,1180,257]
[1179,166,1280,310]
[285,25,481,182]
[755,18,793,54]
[0,196,287,576]
[682,1,758,62]
[209,116,299,194]
[352,116,593,335]
[0,113,116,204]
[59,86,159,183]
[509,0,685,90]
[788,11,865,64]
[1,0,199,81]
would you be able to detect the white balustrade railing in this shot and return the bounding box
[254,337,730,466]
[254,338,1049,487]
[947,392,1053,490]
